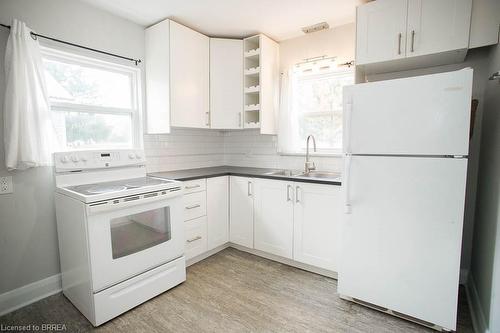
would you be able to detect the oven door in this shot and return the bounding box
[86,192,184,292]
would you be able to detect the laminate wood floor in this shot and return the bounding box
[0,248,473,332]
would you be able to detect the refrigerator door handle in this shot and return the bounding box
[344,97,353,154]
[344,154,352,214]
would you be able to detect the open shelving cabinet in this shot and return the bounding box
[243,35,262,128]
[242,34,279,134]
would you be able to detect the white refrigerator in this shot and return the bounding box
[338,68,473,331]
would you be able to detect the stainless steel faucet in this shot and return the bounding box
[305,135,317,174]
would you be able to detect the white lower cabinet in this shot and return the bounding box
[185,175,342,273]
[229,176,254,248]
[253,179,294,258]
[207,176,229,250]
[293,183,342,271]
[185,216,208,260]
[183,179,208,261]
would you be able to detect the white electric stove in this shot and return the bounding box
[54,149,186,326]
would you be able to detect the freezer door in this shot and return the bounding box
[343,69,472,156]
[338,155,467,330]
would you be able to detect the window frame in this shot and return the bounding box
[41,47,143,151]
[282,64,354,156]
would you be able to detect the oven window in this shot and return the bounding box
[110,207,171,259]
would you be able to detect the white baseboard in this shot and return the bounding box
[229,243,338,279]
[186,244,230,267]
[466,274,490,333]
[0,274,62,316]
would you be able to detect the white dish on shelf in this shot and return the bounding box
[245,85,260,93]
[244,122,260,128]
[245,67,260,75]
[244,104,260,111]
[244,48,260,58]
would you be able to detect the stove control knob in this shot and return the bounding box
[81,156,88,162]
[128,153,136,159]
[71,155,79,163]
[135,153,142,160]
[60,156,69,164]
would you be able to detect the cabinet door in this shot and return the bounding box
[356,0,408,65]
[253,179,294,258]
[293,183,342,271]
[406,0,472,57]
[210,39,243,129]
[145,20,170,134]
[170,21,209,128]
[207,176,229,250]
[229,177,254,248]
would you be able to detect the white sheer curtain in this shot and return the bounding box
[3,19,57,170]
[277,67,300,153]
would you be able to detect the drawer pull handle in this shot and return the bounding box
[187,236,202,243]
[185,204,201,210]
[185,184,201,189]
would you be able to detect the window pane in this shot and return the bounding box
[52,111,132,150]
[44,58,133,108]
[298,112,343,150]
[292,68,354,152]
[297,72,353,114]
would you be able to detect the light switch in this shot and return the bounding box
[0,176,13,194]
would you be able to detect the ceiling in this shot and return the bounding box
[80,0,368,41]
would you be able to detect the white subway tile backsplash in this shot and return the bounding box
[144,128,342,173]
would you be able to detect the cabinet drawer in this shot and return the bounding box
[185,216,207,260]
[183,191,207,221]
[183,179,206,194]
[93,257,186,326]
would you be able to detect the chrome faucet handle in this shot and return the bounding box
[304,161,316,173]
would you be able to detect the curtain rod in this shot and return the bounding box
[0,23,142,66]
[295,55,337,67]
[295,56,355,68]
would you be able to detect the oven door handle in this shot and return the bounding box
[87,189,182,215]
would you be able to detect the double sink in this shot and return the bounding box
[264,169,342,182]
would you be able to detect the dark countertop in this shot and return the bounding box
[150,166,342,186]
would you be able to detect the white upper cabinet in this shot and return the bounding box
[356,0,472,73]
[146,21,279,131]
[469,0,500,49]
[406,0,472,58]
[253,179,294,259]
[145,19,209,131]
[170,21,210,128]
[356,0,408,65]
[210,38,243,129]
[145,20,170,134]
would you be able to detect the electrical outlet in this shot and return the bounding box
[0,176,13,194]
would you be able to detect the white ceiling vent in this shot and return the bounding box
[301,22,330,34]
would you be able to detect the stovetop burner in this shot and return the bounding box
[86,185,127,194]
[124,177,167,188]
[66,177,176,197]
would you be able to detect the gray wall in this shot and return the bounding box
[0,0,145,294]
[470,41,500,332]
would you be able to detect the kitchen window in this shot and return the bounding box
[42,48,142,151]
[278,59,354,154]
